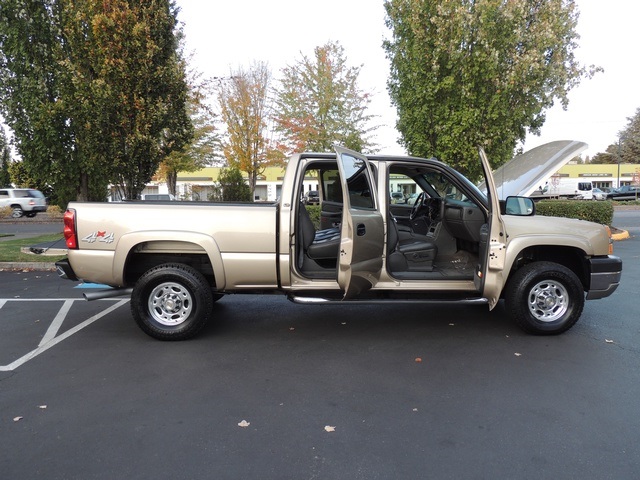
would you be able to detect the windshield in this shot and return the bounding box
[422,171,487,204]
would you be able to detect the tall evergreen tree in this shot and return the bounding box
[383,0,599,179]
[617,107,640,164]
[0,128,11,187]
[0,0,191,203]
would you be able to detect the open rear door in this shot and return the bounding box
[474,147,508,309]
[334,146,384,299]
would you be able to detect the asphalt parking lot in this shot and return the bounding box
[1,212,639,479]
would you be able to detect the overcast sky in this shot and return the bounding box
[176,0,639,160]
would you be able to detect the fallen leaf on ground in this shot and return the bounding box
[324,426,336,432]
[415,357,422,363]
[238,420,250,428]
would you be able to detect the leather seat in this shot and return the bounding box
[299,205,340,261]
[387,215,437,272]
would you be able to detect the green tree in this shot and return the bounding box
[88,0,192,200]
[217,62,283,198]
[158,71,220,196]
[617,107,640,164]
[383,0,599,180]
[209,166,252,202]
[0,0,88,205]
[273,41,378,154]
[0,0,191,204]
[590,148,616,165]
[0,128,11,187]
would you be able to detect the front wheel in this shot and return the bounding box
[504,261,585,335]
[131,263,214,340]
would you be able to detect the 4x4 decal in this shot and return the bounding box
[81,231,115,244]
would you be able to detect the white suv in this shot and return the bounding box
[0,188,48,218]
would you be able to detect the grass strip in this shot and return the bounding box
[0,233,66,263]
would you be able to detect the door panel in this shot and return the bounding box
[334,146,384,299]
[474,147,508,309]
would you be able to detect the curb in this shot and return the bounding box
[0,262,57,272]
[611,229,630,241]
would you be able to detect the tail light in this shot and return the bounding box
[63,209,78,249]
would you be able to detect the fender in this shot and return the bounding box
[503,233,590,277]
[112,230,226,288]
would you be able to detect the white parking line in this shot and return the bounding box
[39,300,74,347]
[0,298,129,372]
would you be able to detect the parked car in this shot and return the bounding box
[303,190,319,205]
[0,188,48,218]
[390,192,405,203]
[606,185,640,201]
[591,187,607,201]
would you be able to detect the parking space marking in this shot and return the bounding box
[0,298,129,372]
[39,299,74,347]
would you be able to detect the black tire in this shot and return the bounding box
[131,263,214,341]
[504,261,585,335]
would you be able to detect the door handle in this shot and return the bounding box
[356,224,366,236]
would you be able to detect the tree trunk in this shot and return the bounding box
[77,172,89,202]
[167,170,177,196]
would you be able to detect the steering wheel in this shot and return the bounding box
[409,192,426,221]
[410,193,441,221]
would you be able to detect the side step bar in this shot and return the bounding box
[288,295,488,305]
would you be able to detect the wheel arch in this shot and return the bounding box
[504,242,589,294]
[113,231,226,289]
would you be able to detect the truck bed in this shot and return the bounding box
[66,201,280,289]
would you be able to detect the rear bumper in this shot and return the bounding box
[586,255,622,300]
[55,259,78,282]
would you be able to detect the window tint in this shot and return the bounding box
[338,153,375,210]
[321,169,343,203]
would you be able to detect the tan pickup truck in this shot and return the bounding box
[56,141,622,340]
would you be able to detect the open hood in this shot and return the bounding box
[488,140,588,199]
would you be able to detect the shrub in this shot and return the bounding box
[0,206,11,218]
[46,205,64,219]
[305,204,321,229]
[536,200,614,225]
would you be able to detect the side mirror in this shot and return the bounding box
[504,196,535,216]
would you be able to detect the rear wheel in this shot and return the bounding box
[131,263,214,340]
[504,261,585,335]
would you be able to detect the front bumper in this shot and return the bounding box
[55,259,78,281]
[586,255,622,300]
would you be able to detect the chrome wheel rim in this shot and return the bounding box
[527,280,569,322]
[148,282,193,326]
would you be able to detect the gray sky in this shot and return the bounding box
[177,0,639,160]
